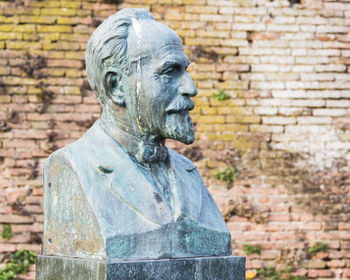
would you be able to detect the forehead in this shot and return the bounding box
[127,20,189,66]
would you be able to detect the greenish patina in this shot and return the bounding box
[41,8,232,262]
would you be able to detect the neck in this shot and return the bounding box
[100,103,166,164]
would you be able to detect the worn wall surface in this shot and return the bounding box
[1,0,350,279]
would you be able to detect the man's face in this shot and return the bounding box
[123,20,197,144]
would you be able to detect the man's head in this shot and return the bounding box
[86,8,197,144]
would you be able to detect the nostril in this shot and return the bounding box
[179,87,197,97]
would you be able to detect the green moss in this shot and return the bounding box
[0,249,36,280]
[308,242,328,257]
[243,243,261,255]
[212,89,230,101]
[214,167,237,183]
[258,266,306,280]
[1,224,13,240]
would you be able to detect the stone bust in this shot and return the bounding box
[42,8,231,261]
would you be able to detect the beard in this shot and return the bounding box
[163,110,195,144]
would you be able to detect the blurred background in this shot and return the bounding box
[1,0,350,279]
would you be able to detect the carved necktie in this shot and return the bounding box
[140,144,168,164]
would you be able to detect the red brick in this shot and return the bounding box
[326,260,346,268]
[12,224,43,233]
[308,269,333,278]
[0,243,16,252]
[5,187,31,203]
[0,214,33,224]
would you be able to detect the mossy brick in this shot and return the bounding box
[210,99,241,107]
[31,1,61,7]
[60,1,82,9]
[61,34,90,42]
[77,9,92,17]
[28,87,43,94]
[0,96,11,103]
[15,24,37,33]
[40,8,77,16]
[185,37,221,46]
[201,107,217,115]
[218,107,253,115]
[231,138,255,150]
[65,86,81,95]
[185,6,218,14]
[0,16,19,24]
[176,29,196,37]
[65,69,82,78]
[308,260,326,269]
[28,95,43,103]
[44,42,80,51]
[23,33,40,41]
[226,115,261,124]
[0,24,35,32]
[128,0,158,4]
[19,16,57,24]
[197,81,214,89]
[2,76,36,85]
[164,12,199,21]
[0,32,22,40]
[213,124,248,132]
[207,134,223,141]
[94,10,118,17]
[47,59,83,68]
[37,25,72,33]
[193,97,209,106]
[197,116,225,124]
[219,81,249,90]
[57,17,92,25]
[191,106,201,115]
[250,125,284,133]
[73,25,94,34]
[190,72,221,80]
[43,33,60,43]
[7,41,41,50]
[197,30,227,38]
[34,50,65,59]
[43,68,66,77]
[197,124,213,132]
[0,66,10,75]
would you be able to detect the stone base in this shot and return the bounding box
[36,255,245,280]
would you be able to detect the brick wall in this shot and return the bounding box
[1,0,350,279]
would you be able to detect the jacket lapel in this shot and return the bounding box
[83,121,173,226]
[167,148,202,222]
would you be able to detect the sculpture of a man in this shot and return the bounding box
[42,8,231,261]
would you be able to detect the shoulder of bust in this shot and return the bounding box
[167,147,197,171]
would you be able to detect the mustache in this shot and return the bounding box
[165,99,194,113]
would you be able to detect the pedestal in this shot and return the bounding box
[36,255,245,280]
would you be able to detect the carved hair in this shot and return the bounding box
[85,8,155,105]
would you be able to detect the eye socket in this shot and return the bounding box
[162,64,181,76]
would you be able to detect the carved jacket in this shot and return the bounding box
[43,120,231,261]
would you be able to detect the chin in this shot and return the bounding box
[164,112,195,144]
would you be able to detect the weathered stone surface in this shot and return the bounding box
[36,255,246,280]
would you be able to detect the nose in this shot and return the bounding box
[178,73,198,97]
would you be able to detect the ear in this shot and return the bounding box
[103,68,126,107]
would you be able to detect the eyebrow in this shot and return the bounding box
[157,57,190,73]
